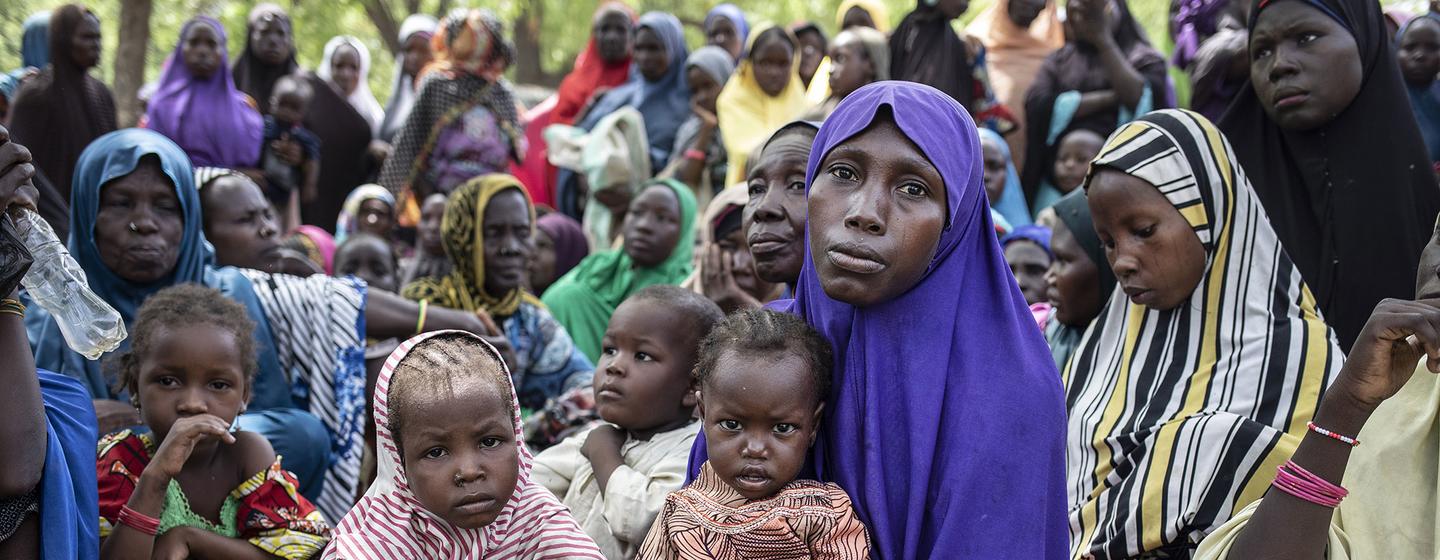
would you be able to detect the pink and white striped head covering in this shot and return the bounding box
[323,330,603,559]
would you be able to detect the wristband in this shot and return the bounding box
[117,505,161,536]
[416,300,429,334]
[1271,460,1347,509]
[684,148,707,161]
[1307,421,1360,447]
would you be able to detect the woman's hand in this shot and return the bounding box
[149,414,236,479]
[475,310,519,373]
[0,126,39,212]
[270,136,304,167]
[691,98,718,131]
[699,245,762,313]
[1069,0,1113,48]
[1329,298,1440,415]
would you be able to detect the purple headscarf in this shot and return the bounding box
[146,16,263,168]
[536,212,589,279]
[689,81,1068,558]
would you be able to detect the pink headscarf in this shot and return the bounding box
[324,330,603,559]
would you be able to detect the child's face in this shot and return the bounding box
[335,238,399,293]
[1046,219,1103,326]
[1004,240,1051,306]
[134,324,249,445]
[419,193,448,256]
[700,350,821,501]
[752,37,796,98]
[980,137,1008,204]
[357,199,395,238]
[1400,19,1440,87]
[594,298,700,439]
[1053,130,1103,194]
[269,89,309,125]
[1088,168,1206,311]
[482,189,535,297]
[623,185,684,268]
[400,381,519,530]
[807,116,947,307]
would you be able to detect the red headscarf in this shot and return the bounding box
[553,2,636,125]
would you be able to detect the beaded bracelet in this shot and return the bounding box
[1272,460,1347,509]
[0,298,24,318]
[117,505,161,536]
[1308,421,1360,447]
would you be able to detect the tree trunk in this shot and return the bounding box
[359,0,403,56]
[512,0,556,87]
[112,0,152,128]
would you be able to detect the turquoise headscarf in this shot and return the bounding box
[978,128,1033,227]
[541,178,697,362]
[27,129,284,403]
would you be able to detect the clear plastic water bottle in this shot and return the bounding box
[10,208,126,359]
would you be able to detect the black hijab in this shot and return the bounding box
[232,4,299,114]
[301,73,376,231]
[1218,0,1440,351]
[1053,189,1116,311]
[7,5,116,201]
[1020,0,1168,203]
[889,1,976,107]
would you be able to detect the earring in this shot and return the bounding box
[128,222,139,232]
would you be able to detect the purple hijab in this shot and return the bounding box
[146,17,263,168]
[689,81,1068,558]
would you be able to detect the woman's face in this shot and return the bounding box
[752,36,795,98]
[182,22,221,80]
[249,16,293,67]
[1087,168,1206,311]
[827,36,874,100]
[595,11,634,65]
[1005,240,1051,305]
[95,158,185,284]
[202,176,280,273]
[687,66,723,114]
[623,185,683,268]
[745,131,814,285]
[841,6,876,30]
[357,198,394,238]
[481,189,534,297]
[707,17,743,60]
[1249,1,1363,132]
[402,33,434,78]
[1399,19,1440,87]
[331,44,362,96]
[980,137,1008,204]
[71,14,102,69]
[808,116,948,307]
[419,193,447,256]
[1046,218,1104,326]
[796,30,826,87]
[530,228,558,294]
[633,27,671,82]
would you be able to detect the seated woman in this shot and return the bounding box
[27,129,502,523]
[804,26,889,121]
[1066,109,1341,559]
[743,121,820,289]
[400,174,594,413]
[573,12,690,174]
[691,81,1069,557]
[682,185,783,313]
[979,128,1033,227]
[704,4,749,61]
[335,184,395,245]
[664,46,735,207]
[0,133,98,560]
[531,211,589,296]
[717,25,809,187]
[1219,0,1440,352]
[1041,190,1115,369]
[542,179,696,363]
[1021,0,1170,214]
[145,16,263,170]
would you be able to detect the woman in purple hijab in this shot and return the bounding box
[146,16,263,169]
[689,81,1068,558]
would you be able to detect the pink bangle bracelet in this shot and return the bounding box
[117,505,161,536]
[1272,460,1347,509]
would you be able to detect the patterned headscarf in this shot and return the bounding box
[323,330,603,559]
[401,174,539,318]
[428,8,514,81]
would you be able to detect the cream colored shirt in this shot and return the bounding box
[531,422,700,560]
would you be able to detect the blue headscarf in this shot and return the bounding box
[576,12,690,170]
[26,129,286,405]
[37,370,98,560]
[689,82,1069,558]
[1001,224,1052,257]
[1400,14,1440,163]
[21,11,51,70]
[705,4,750,58]
[977,127,1033,227]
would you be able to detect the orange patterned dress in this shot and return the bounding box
[637,461,870,559]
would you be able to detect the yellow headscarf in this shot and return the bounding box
[400,174,542,317]
[835,0,891,32]
[717,24,809,188]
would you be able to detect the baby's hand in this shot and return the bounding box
[151,414,236,479]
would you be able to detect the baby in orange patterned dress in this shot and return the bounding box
[637,309,870,559]
[96,285,330,560]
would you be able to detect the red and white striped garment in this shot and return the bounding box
[323,330,604,559]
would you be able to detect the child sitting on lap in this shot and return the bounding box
[97,285,330,560]
[325,330,602,559]
[639,309,870,559]
[532,286,725,559]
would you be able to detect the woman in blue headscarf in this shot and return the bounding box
[576,12,690,171]
[26,128,503,523]
[704,4,750,61]
[978,127,1032,227]
[689,81,1068,558]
